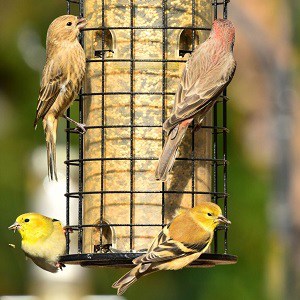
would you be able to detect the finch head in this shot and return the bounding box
[47,15,87,44]
[211,19,235,46]
[191,202,231,231]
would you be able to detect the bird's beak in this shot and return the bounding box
[8,222,20,233]
[217,215,231,225]
[77,17,87,30]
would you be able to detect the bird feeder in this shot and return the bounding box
[61,0,237,268]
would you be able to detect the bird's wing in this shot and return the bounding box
[146,224,170,252]
[134,238,210,265]
[133,224,210,266]
[25,252,58,273]
[34,60,65,126]
[164,49,236,131]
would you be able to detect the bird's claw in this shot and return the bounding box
[63,226,74,235]
[75,123,87,134]
[66,124,87,134]
[56,262,66,271]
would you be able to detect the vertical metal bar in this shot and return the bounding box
[212,0,218,254]
[223,0,228,254]
[65,152,70,254]
[66,0,70,15]
[213,0,218,19]
[99,0,106,250]
[223,0,228,19]
[129,0,135,251]
[191,0,196,51]
[161,0,167,227]
[191,0,196,208]
[223,90,228,254]
[65,0,71,254]
[77,0,85,254]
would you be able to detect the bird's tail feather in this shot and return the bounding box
[34,117,38,130]
[43,118,58,181]
[112,266,139,295]
[112,264,157,295]
[155,122,190,181]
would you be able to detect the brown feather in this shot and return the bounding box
[156,19,236,181]
[34,15,86,180]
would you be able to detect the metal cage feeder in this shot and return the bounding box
[61,0,237,268]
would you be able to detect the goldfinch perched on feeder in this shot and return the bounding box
[155,19,236,181]
[34,15,87,181]
[8,213,66,273]
[112,202,231,295]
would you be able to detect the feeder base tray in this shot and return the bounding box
[60,253,237,268]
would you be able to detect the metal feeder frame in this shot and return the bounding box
[61,0,237,268]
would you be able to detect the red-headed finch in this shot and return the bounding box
[112,202,231,295]
[34,15,87,180]
[8,213,66,273]
[155,19,236,181]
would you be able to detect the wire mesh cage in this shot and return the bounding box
[61,0,237,268]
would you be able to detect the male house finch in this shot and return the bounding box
[155,19,236,181]
[34,15,87,180]
[8,213,66,273]
[112,202,231,295]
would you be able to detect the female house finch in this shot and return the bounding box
[155,19,236,181]
[8,213,66,273]
[34,15,87,180]
[112,202,231,295]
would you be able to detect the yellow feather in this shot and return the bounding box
[9,213,66,273]
[112,202,231,295]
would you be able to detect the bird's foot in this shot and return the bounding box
[63,226,74,235]
[63,114,87,134]
[66,123,87,134]
[56,262,66,271]
[72,123,87,134]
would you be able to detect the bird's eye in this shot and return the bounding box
[24,218,30,222]
[207,213,212,217]
[67,22,72,26]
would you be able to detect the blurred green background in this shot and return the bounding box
[1,0,299,299]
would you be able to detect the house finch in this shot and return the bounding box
[8,213,66,273]
[112,202,231,295]
[34,15,87,180]
[155,19,236,181]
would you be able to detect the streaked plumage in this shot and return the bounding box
[112,202,231,295]
[34,15,87,180]
[155,19,236,181]
[8,213,66,273]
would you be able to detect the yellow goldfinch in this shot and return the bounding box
[8,213,66,273]
[34,15,87,180]
[112,202,230,295]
